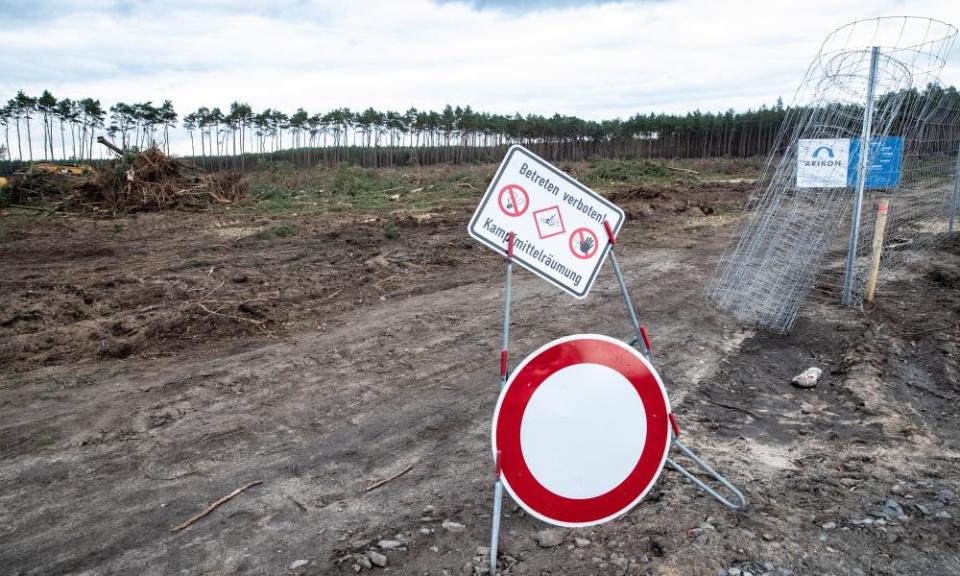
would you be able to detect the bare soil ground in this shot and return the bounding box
[1,173,959,576]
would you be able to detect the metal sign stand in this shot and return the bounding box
[488,227,745,575]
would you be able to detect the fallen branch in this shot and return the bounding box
[365,464,414,493]
[664,165,699,175]
[6,203,51,212]
[889,324,952,338]
[171,480,263,532]
[96,135,124,157]
[197,302,265,326]
[905,381,956,401]
[703,397,762,420]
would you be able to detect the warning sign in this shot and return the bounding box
[533,206,565,239]
[468,145,625,298]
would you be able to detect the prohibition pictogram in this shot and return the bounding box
[569,227,599,259]
[497,184,529,217]
[492,334,671,527]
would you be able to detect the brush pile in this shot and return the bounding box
[0,147,247,215]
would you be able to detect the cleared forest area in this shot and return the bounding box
[2,155,959,575]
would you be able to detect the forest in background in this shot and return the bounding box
[1,84,959,173]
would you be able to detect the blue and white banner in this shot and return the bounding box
[797,137,903,189]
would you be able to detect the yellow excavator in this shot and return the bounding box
[1,163,97,189]
[27,163,97,177]
[1,163,97,197]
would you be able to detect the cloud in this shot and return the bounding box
[435,0,643,12]
[1,0,959,155]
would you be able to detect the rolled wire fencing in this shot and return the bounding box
[707,17,959,333]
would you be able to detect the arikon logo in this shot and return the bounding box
[802,145,843,167]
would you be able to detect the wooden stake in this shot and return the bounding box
[865,198,890,302]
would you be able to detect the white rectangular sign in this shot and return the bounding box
[796,138,850,188]
[468,145,625,299]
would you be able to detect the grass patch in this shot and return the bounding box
[254,223,298,240]
[584,159,674,184]
[384,219,400,239]
[332,165,401,196]
[236,156,761,217]
[241,162,489,216]
[35,433,56,449]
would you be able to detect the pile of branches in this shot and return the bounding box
[0,166,100,207]
[98,147,247,213]
[1,146,248,215]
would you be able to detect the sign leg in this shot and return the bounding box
[603,220,649,357]
[489,233,514,576]
[489,480,504,574]
[599,229,746,513]
[666,416,746,510]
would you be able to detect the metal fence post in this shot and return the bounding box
[950,142,960,234]
[843,45,880,305]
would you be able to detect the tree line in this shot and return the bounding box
[2,85,958,172]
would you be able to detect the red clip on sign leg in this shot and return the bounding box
[603,219,616,245]
[669,413,680,438]
[640,325,651,352]
[507,231,515,259]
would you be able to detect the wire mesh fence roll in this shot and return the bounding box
[707,17,959,334]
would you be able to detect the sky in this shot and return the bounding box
[1,0,959,155]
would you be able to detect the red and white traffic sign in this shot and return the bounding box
[491,334,671,527]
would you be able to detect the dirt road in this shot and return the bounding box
[1,181,959,575]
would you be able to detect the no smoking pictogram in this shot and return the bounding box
[569,227,599,259]
[497,184,529,217]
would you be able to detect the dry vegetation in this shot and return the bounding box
[1,147,246,215]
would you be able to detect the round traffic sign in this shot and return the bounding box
[497,184,529,217]
[491,334,670,527]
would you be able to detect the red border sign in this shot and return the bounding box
[497,184,529,217]
[532,205,566,239]
[491,334,671,527]
[569,227,599,259]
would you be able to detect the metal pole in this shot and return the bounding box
[609,251,646,353]
[603,221,649,357]
[843,46,880,305]
[950,142,960,234]
[490,232,514,576]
